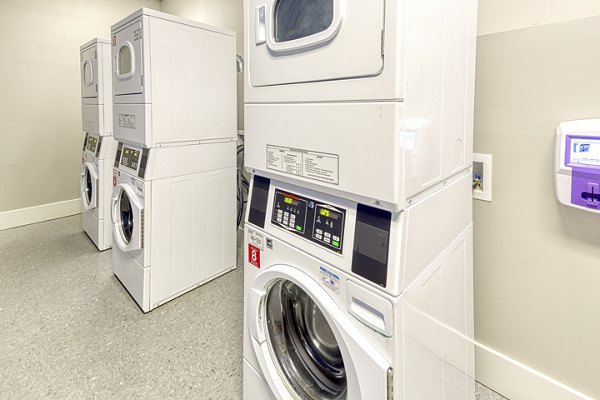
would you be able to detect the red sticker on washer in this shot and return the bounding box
[248,244,261,268]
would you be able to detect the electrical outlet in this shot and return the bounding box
[473,153,492,202]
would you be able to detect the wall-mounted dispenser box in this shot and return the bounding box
[555,119,600,213]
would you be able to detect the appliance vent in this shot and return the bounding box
[95,179,100,207]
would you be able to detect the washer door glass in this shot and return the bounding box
[119,189,134,244]
[84,168,93,205]
[265,279,347,399]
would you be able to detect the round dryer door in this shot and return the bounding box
[266,279,347,399]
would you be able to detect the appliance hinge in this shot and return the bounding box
[141,75,144,86]
[381,30,385,56]
[387,367,394,400]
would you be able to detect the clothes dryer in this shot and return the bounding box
[243,0,478,212]
[81,133,118,251]
[81,38,113,136]
[111,140,237,312]
[243,175,475,399]
[110,8,237,147]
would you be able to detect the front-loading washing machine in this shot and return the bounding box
[111,8,237,147]
[243,175,475,399]
[111,140,237,312]
[81,133,117,250]
[243,0,478,212]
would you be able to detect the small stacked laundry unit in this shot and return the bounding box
[80,38,117,251]
[109,8,238,313]
[242,0,478,399]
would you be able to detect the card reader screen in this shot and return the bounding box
[569,138,600,167]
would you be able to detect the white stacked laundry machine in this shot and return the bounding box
[110,8,237,313]
[80,38,117,251]
[243,0,477,399]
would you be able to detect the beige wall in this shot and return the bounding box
[475,2,600,398]
[478,0,600,35]
[0,0,161,213]
[160,0,244,131]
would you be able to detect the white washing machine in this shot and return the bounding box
[81,133,118,251]
[243,175,474,399]
[81,38,113,136]
[111,140,237,312]
[111,8,237,147]
[243,0,478,212]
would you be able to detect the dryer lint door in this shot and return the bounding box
[81,162,98,210]
[248,0,385,87]
[112,21,144,97]
[247,265,392,400]
[81,45,98,99]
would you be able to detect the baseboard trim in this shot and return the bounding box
[475,341,594,400]
[0,199,82,231]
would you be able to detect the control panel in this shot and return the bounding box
[120,146,141,171]
[271,189,345,253]
[86,135,98,153]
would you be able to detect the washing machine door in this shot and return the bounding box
[111,183,144,251]
[80,162,98,210]
[247,265,391,400]
[81,45,98,98]
[248,0,385,87]
[112,21,144,96]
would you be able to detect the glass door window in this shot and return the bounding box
[266,279,347,399]
[274,0,334,42]
[80,46,98,98]
[83,168,93,205]
[118,45,133,75]
[119,190,134,244]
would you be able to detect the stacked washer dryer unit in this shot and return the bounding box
[80,38,117,251]
[243,0,478,399]
[110,9,237,313]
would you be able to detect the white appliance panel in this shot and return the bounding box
[113,21,144,97]
[247,0,385,87]
[111,143,237,313]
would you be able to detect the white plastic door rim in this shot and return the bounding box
[111,183,143,251]
[249,0,385,87]
[80,46,98,98]
[80,163,97,210]
[82,60,94,87]
[113,21,143,96]
[247,265,391,400]
[264,278,348,399]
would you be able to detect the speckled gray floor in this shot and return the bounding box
[0,215,508,400]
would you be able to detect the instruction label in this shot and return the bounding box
[319,266,340,294]
[267,145,339,185]
[248,229,264,250]
[118,114,136,129]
